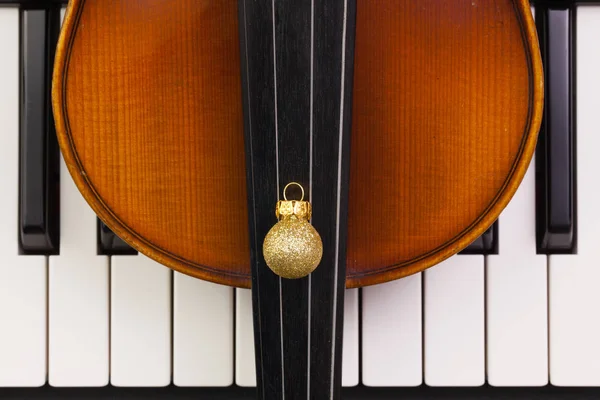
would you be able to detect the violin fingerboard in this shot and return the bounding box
[238,0,357,398]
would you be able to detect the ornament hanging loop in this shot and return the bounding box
[283,181,305,201]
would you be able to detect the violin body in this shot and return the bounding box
[53,0,541,289]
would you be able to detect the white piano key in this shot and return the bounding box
[173,273,233,387]
[48,156,109,387]
[424,255,484,386]
[362,274,422,386]
[111,255,171,387]
[0,255,46,387]
[342,288,359,387]
[550,7,600,386]
[486,154,548,386]
[48,6,108,387]
[0,10,47,386]
[235,288,256,387]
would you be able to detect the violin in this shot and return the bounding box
[52,0,543,398]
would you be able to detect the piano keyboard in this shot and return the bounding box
[1,0,599,396]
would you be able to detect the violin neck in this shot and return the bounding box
[237,0,357,398]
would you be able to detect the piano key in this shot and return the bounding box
[536,5,576,253]
[173,273,233,387]
[48,158,109,386]
[484,3,548,387]
[362,274,422,386]
[342,289,359,387]
[98,221,136,255]
[111,255,171,387]
[235,288,256,387]
[0,8,47,387]
[19,8,60,254]
[0,0,67,4]
[48,6,109,386]
[487,154,548,386]
[424,255,484,386]
[550,5,600,386]
[460,222,498,255]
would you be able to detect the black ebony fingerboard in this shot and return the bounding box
[238,0,356,399]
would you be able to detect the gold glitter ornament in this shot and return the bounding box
[263,182,323,279]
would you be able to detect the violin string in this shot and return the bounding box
[271,0,286,397]
[330,0,348,397]
[307,0,315,397]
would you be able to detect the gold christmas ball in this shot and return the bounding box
[263,215,323,279]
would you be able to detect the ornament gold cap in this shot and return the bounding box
[276,181,311,220]
[276,200,311,220]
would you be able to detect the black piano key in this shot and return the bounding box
[97,220,137,255]
[19,8,60,255]
[0,1,67,5]
[535,6,576,254]
[460,221,498,255]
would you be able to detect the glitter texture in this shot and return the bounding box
[263,215,323,279]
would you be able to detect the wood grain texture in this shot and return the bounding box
[346,0,543,286]
[53,0,251,287]
[52,0,542,288]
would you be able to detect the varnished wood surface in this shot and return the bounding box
[53,0,251,287]
[346,0,543,286]
[52,0,543,288]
